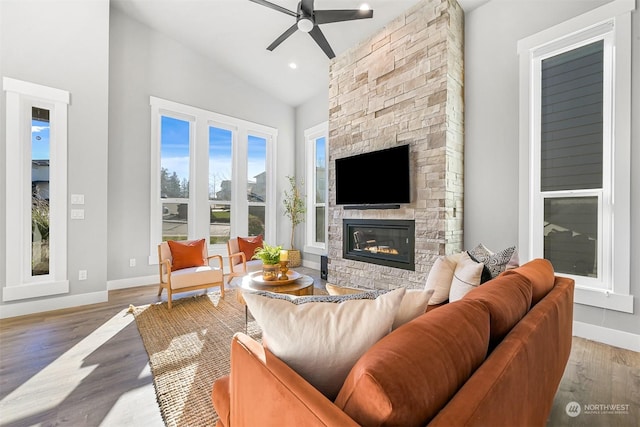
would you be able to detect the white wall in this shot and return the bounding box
[107,8,296,281]
[464,0,640,340]
[0,0,110,315]
[294,89,329,265]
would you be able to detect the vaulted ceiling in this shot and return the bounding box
[111,0,487,106]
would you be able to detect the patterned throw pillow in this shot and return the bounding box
[468,243,518,279]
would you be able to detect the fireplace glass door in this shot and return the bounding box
[343,219,415,270]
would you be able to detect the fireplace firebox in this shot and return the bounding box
[343,219,415,271]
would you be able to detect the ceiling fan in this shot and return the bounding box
[249,0,374,59]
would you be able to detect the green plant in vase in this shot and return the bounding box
[252,242,282,281]
[283,175,306,267]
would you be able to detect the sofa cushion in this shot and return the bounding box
[243,288,406,400]
[167,265,223,290]
[334,299,491,427]
[167,239,206,271]
[463,269,532,346]
[500,258,555,307]
[449,251,484,302]
[325,284,434,330]
[424,253,462,304]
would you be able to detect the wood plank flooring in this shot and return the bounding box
[0,269,638,426]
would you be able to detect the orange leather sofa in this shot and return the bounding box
[212,259,574,426]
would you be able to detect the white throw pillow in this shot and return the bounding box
[424,252,462,304]
[243,288,406,400]
[392,288,435,329]
[325,284,434,330]
[449,252,484,302]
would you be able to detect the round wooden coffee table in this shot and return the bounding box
[237,271,314,332]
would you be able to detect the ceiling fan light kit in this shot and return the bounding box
[249,0,374,59]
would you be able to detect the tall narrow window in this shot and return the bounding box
[209,126,233,244]
[540,40,604,280]
[31,108,51,276]
[160,116,191,242]
[4,78,69,301]
[305,122,328,254]
[518,0,633,312]
[314,136,327,244]
[247,135,266,236]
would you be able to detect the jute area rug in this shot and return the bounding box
[131,289,261,427]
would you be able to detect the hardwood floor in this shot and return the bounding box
[0,270,638,427]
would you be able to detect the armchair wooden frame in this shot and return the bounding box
[226,238,263,285]
[158,242,225,309]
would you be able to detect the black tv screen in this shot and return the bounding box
[335,145,411,206]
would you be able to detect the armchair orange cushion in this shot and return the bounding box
[237,235,263,262]
[167,239,206,271]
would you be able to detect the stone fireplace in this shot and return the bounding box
[327,0,464,290]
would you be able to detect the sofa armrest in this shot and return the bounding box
[229,333,359,427]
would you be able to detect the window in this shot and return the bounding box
[304,122,328,254]
[208,126,233,244]
[3,78,69,301]
[149,97,277,263]
[247,134,267,236]
[161,115,192,242]
[518,0,633,312]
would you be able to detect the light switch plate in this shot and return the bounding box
[71,209,84,220]
[78,270,87,280]
[71,194,85,205]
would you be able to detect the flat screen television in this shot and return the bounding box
[335,144,411,206]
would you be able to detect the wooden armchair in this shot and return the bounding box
[158,239,224,309]
[226,236,264,285]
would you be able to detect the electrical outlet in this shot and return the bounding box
[129,258,136,267]
[78,270,87,280]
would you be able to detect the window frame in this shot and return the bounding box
[149,97,277,264]
[3,77,69,301]
[517,0,633,312]
[304,122,328,255]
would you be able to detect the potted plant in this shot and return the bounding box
[283,176,306,267]
[252,242,282,281]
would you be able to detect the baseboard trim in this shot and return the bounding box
[107,275,158,291]
[573,321,640,352]
[303,259,320,271]
[0,291,108,319]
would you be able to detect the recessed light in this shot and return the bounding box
[289,62,298,69]
[360,3,370,11]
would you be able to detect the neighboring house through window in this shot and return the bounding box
[304,122,328,255]
[517,0,633,312]
[149,97,277,264]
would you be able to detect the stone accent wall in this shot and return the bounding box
[327,0,464,290]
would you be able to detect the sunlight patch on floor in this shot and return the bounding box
[0,308,134,424]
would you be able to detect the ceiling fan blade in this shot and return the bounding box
[248,0,297,18]
[267,23,299,51]
[300,0,315,16]
[314,9,374,25]
[309,25,335,59]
